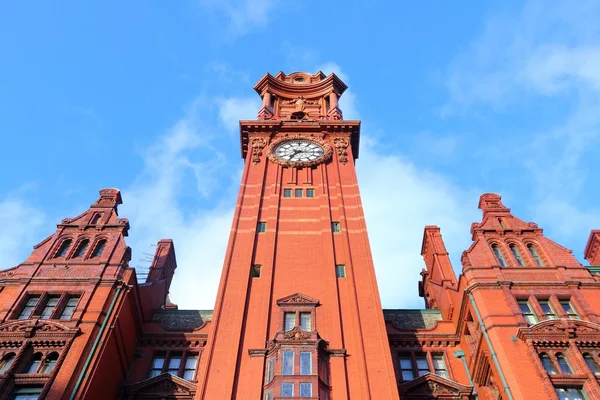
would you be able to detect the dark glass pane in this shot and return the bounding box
[91,240,106,257]
[73,240,89,258]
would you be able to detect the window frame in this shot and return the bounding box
[306,188,315,198]
[251,264,261,278]
[397,351,450,382]
[283,188,292,198]
[147,351,198,380]
[331,222,341,233]
[335,264,346,278]
[257,222,267,233]
[491,244,508,267]
[294,188,303,198]
[518,300,539,325]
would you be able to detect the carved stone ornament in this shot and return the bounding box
[333,137,349,165]
[251,137,268,165]
[267,135,332,168]
[276,293,319,306]
[0,319,77,338]
[283,326,312,340]
[517,318,600,342]
[399,374,473,398]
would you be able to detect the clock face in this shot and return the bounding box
[274,140,325,163]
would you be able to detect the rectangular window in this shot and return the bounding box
[264,389,273,400]
[300,352,312,375]
[167,353,181,375]
[295,189,303,198]
[257,222,267,233]
[518,301,538,324]
[300,382,312,397]
[284,312,296,331]
[554,387,585,400]
[331,222,341,233]
[539,300,557,319]
[306,189,315,198]
[282,351,294,375]
[300,312,311,331]
[432,354,448,379]
[415,354,429,377]
[335,265,346,278]
[60,296,80,320]
[10,386,43,400]
[399,355,415,381]
[18,296,40,320]
[319,359,329,384]
[251,265,261,278]
[148,354,166,378]
[265,357,276,384]
[40,296,60,320]
[183,354,198,380]
[283,188,292,198]
[560,301,579,319]
[281,382,294,397]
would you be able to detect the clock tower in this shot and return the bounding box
[196,72,400,400]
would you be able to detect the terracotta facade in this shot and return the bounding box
[1,72,600,400]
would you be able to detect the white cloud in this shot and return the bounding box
[317,62,359,119]
[218,96,261,132]
[199,0,280,37]
[0,196,46,269]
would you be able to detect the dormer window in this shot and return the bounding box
[90,214,102,224]
[55,239,72,258]
[528,244,545,267]
[491,244,507,267]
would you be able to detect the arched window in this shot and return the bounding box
[556,354,572,374]
[39,352,58,374]
[509,245,525,267]
[491,245,507,267]
[540,353,557,374]
[26,353,43,374]
[528,244,545,267]
[91,239,107,258]
[0,352,16,374]
[90,214,102,224]
[583,353,600,376]
[72,239,89,258]
[55,239,72,258]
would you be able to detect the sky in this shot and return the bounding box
[1,0,600,310]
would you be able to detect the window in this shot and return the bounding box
[491,244,507,267]
[281,382,294,397]
[91,239,106,258]
[510,245,525,267]
[90,214,102,224]
[518,301,538,324]
[306,189,315,198]
[583,353,600,376]
[284,312,296,331]
[265,389,273,400]
[257,222,267,233]
[528,244,545,267]
[335,264,346,278]
[26,353,43,374]
[39,352,58,374]
[183,354,198,380]
[55,239,72,258]
[282,352,294,375]
[265,357,276,384]
[319,359,329,384]
[60,296,80,320]
[295,189,303,198]
[40,296,60,320]
[331,222,341,233]
[300,352,312,375]
[432,354,448,379]
[73,239,89,258]
[540,353,558,374]
[399,355,415,381]
[555,387,585,400]
[498,218,506,229]
[167,353,182,375]
[560,301,579,319]
[18,296,40,320]
[0,352,15,374]
[283,188,292,198]
[539,300,557,320]
[148,354,166,378]
[415,354,429,377]
[10,386,43,400]
[300,312,311,330]
[300,382,312,397]
[251,264,261,278]
[556,354,572,374]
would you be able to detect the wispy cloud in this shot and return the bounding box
[199,0,280,38]
[218,96,261,132]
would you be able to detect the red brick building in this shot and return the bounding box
[1,72,600,400]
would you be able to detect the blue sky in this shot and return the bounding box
[1,0,600,309]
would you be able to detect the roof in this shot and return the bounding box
[383,309,443,330]
[152,309,213,331]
